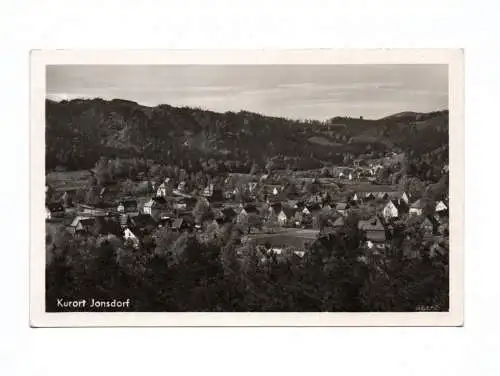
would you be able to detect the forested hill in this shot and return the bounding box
[46,98,449,172]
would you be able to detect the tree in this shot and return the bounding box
[94,157,113,185]
[192,197,211,224]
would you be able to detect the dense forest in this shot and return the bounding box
[46,214,448,312]
[46,98,449,172]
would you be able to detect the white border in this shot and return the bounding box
[30,49,464,327]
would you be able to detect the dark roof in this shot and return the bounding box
[119,200,138,208]
[282,207,297,218]
[172,218,184,229]
[47,202,64,212]
[221,207,237,219]
[131,214,157,228]
[80,218,96,227]
[97,217,123,236]
[244,205,258,214]
[307,203,322,213]
[270,203,282,213]
[152,196,167,204]
[422,216,439,230]
[366,230,386,242]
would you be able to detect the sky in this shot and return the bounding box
[46,64,448,120]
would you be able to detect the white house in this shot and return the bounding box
[156,183,167,197]
[248,182,258,192]
[202,183,214,197]
[123,228,139,247]
[435,200,448,213]
[409,199,424,216]
[302,207,311,216]
[277,210,288,226]
[272,187,279,196]
[45,207,51,220]
[143,199,154,215]
[383,200,399,219]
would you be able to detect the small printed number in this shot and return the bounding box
[416,305,440,312]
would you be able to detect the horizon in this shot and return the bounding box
[46,96,448,121]
[46,64,448,120]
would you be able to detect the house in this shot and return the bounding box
[123,228,139,247]
[236,205,258,224]
[248,182,258,192]
[143,196,168,217]
[68,216,95,234]
[156,183,167,197]
[307,194,323,205]
[388,191,409,205]
[277,207,297,227]
[435,200,448,215]
[409,199,424,216]
[268,203,282,218]
[172,198,188,211]
[130,214,158,234]
[202,183,215,198]
[117,200,138,214]
[176,181,186,193]
[358,216,387,248]
[382,200,400,219]
[302,206,311,216]
[45,206,51,220]
[219,207,237,223]
[335,202,349,216]
[46,202,65,218]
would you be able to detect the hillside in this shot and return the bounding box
[45,98,449,171]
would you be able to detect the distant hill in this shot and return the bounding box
[45,98,449,171]
[381,111,424,120]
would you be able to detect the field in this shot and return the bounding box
[46,170,92,191]
[244,228,320,248]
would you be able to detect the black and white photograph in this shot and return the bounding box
[30,50,464,326]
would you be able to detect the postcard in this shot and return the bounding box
[30,49,464,326]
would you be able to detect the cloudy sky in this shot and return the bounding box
[46,64,448,120]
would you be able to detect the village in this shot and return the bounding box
[45,150,450,266]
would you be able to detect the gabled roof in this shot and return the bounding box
[47,202,64,212]
[410,199,423,209]
[243,205,258,214]
[281,207,297,218]
[152,196,167,204]
[307,203,322,213]
[332,216,345,227]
